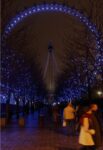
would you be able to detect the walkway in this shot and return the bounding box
[1,112,103,150]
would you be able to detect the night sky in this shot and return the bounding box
[1,0,103,95]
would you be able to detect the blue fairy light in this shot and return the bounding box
[1,3,102,102]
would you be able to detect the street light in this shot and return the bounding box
[97,91,103,96]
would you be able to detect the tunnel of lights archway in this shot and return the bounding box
[2,3,103,101]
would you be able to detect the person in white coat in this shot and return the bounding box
[79,107,96,150]
[79,104,102,150]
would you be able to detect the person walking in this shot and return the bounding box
[79,104,102,150]
[52,104,59,128]
[63,102,75,134]
[90,104,102,149]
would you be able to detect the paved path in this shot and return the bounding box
[1,112,103,150]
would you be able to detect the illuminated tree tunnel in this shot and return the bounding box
[1,1,103,150]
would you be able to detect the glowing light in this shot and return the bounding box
[37,8,40,11]
[8,27,11,30]
[24,12,27,16]
[97,91,103,96]
[46,7,49,10]
[11,24,14,27]
[29,10,32,14]
[33,9,36,12]
[21,15,24,18]
[52,102,56,106]
[14,20,17,23]
[17,17,20,21]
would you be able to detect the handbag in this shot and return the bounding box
[63,120,66,127]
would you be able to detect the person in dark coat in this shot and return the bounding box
[90,104,102,149]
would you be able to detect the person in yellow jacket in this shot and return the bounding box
[63,102,75,134]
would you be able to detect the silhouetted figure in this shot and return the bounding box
[52,105,59,127]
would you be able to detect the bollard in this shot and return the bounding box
[38,114,45,128]
[18,117,25,127]
[0,118,6,128]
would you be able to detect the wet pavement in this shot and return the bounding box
[1,112,103,150]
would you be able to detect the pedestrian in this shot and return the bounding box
[90,104,102,149]
[79,104,102,150]
[63,102,75,134]
[52,104,59,127]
